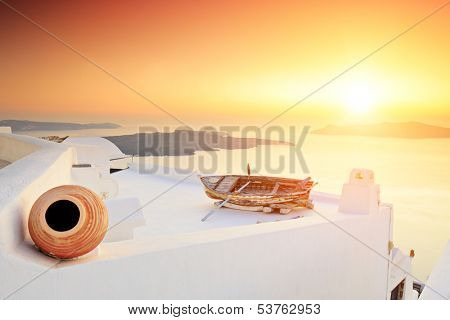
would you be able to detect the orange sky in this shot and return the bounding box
[0,0,449,126]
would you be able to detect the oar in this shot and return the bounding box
[201,180,251,222]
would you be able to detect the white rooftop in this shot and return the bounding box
[63,136,126,160]
[110,165,386,237]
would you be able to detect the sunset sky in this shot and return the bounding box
[0,0,449,126]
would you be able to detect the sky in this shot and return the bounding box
[0,0,449,127]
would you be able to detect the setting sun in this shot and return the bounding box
[343,83,377,114]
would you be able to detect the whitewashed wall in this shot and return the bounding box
[6,207,392,299]
[0,134,75,248]
[0,134,77,299]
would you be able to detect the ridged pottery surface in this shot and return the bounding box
[28,185,108,259]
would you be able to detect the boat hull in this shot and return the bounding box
[200,175,315,209]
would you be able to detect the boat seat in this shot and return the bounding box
[215,176,239,193]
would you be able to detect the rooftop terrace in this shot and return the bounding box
[110,165,390,238]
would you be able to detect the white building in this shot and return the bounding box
[0,129,448,299]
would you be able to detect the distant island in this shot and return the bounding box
[0,120,121,131]
[312,122,450,139]
[105,129,293,156]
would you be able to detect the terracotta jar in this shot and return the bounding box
[28,185,108,259]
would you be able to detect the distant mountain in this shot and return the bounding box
[312,122,450,139]
[105,129,293,156]
[0,120,121,131]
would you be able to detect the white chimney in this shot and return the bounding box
[338,168,380,215]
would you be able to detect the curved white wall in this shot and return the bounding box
[0,134,41,163]
[0,134,75,248]
[0,133,128,299]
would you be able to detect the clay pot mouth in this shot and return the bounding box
[45,200,80,232]
[38,195,87,237]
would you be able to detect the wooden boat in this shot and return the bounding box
[200,175,316,214]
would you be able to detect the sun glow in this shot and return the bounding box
[343,83,376,114]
